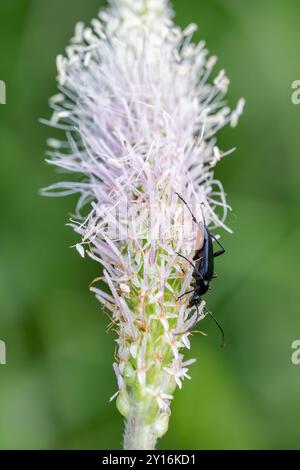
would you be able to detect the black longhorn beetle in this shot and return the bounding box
[175,193,226,347]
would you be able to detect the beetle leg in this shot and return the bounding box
[176,252,195,269]
[176,252,204,281]
[175,304,203,336]
[214,249,225,258]
[173,306,198,336]
[177,289,195,301]
[210,233,226,257]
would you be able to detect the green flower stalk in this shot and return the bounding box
[42,0,244,450]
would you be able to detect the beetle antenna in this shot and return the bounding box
[175,192,199,226]
[175,192,206,226]
[204,307,225,348]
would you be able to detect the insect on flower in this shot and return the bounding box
[42,0,245,449]
[176,193,226,346]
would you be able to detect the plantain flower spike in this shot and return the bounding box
[42,0,244,450]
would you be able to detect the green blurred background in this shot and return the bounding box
[1,0,300,450]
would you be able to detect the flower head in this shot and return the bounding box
[43,0,244,449]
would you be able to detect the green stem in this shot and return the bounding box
[123,404,157,450]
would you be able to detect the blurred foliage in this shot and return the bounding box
[0,0,300,450]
